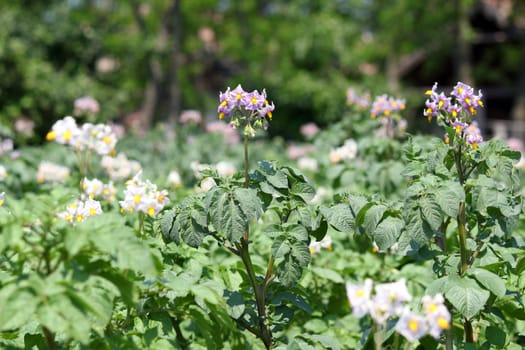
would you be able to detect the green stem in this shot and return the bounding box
[464,318,474,343]
[138,212,145,236]
[373,322,382,350]
[43,326,57,350]
[170,316,190,350]
[244,134,249,189]
[238,239,272,349]
[458,201,468,275]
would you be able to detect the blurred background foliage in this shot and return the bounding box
[1,0,524,141]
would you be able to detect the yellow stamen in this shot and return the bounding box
[427,116,432,122]
[219,112,225,120]
[438,100,444,108]
[356,289,365,298]
[438,317,450,330]
[425,90,432,95]
[76,214,84,222]
[472,143,478,150]
[133,195,141,204]
[327,244,332,251]
[0,199,3,206]
[103,136,112,144]
[147,207,155,217]
[455,125,461,133]
[451,110,457,118]
[46,131,56,141]
[478,100,483,107]
[408,320,419,332]
[428,304,438,313]
[89,208,97,216]
[267,111,272,120]
[63,130,72,141]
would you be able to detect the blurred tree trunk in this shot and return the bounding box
[168,0,182,125]
[511,46,525,122]
[454,0,473,84]
[130,0,167,130]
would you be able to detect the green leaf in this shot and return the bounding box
[310,267,344,283]
[160,209,176,241]
[362,204,387,234]
[320,203,354,233]
[434,181,465,218]
[485,326,506,347]
[290,182,316,202]
[234,188,263,223]
[373,216,403,250]
[493,295,525,320]
[420,196,443,230]
[290,240,311,267]
[272,235,291,258]
[445,276,490,319]
[0,285,37,331]
[277,254,303,287]
[309,335,341,350]
[468,268,506,297]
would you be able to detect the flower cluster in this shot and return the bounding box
[57,198,103,224]
[37,161,70,184]
[217,84,275,137]
[309,235,332,254]
[370,94,406,119]
[81,177,117,202]
[346,279,451,343]
[206,121,241,144]
[424,82,484,149]
[101,153,142,181]
[46,116,118,156]
[346,87,371,109]
[120,172,169,218]
[179,110,203,124]
[300,122,320,139]
[328,139,358,164]
[74,96,100,115]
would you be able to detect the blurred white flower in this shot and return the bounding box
[216,161,236,177]
[37,161,69,184]
[395,308,429,343]
[297,157,318,171]
[0,165,7,181]
[120,171,169,218]
[199,177,217,192]
[168,170,182,188]
[57,198,103,224]
[346,279,373,318]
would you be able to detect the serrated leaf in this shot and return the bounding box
[272,235,291,258]
[373,216,403,250]
[290,240,311,267]
[160,209,177,240]
[445,276,490,319]
[234,188,262,223]
[267,170,289,189]
[434,181,464,217]
[362,204,387,234]
[469,268,506,297]
[277,254,303,287]
[290,182,316,202]
[420,197,442,230]
[320,204,354,233]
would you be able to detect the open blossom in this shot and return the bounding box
[216,161,236,177]
[81,177,116,202]
[329,139,357,164]
[37,161,70,184]
[346,279,373,318]
[451,82,484,115]
[422,294,451,339]
[370,94,406,119]
[101,153,142,181]
[217,84,275,136]
[57,198,103,224]
[395,308,429,343]
[120,171,169,218]
[199,177,217,192]
[464,121,483,149]
[297,157,318,172]
[309,235,332,254]
[46,117,118,156]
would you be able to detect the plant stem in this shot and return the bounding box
[43,326,57,350]
[238,239,272,349]
[244,134,249,189]
[464,318,474,343]
[170,315,190,350]
[373,322,382,350]
[458,201,468,275]
[138,212,145,236]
